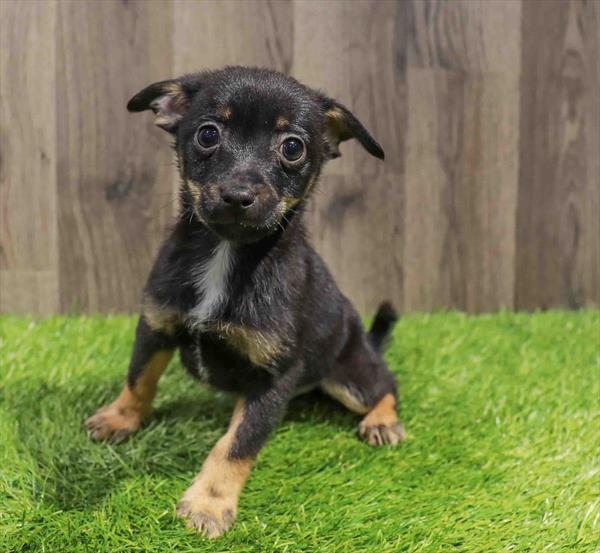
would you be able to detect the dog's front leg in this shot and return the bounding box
[176,366,300,538]
[85,316,175,442]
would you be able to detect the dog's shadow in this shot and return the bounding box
[10,372,356,513]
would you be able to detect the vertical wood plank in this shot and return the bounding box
[1,0,597,315]
[293,0,405,314]
[402,0,521,312]
[173,0,294,74]
[56,0,174,313]
[0,0,58,315]
[516,0,599,309]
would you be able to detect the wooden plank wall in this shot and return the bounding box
[1,0,598,316]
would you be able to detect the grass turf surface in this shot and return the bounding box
[0,311,598,553]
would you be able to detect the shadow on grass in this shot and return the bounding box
[6,372,357,513]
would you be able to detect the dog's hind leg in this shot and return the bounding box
[357,390,405,446]
[320,318,405,446]
[321,370,405,447]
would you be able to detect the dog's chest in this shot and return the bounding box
[188,240,234,327]
[183,241,283,369]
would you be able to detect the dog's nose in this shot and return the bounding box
[220,187,255,209]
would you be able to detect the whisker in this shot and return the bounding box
[276,219,286,233]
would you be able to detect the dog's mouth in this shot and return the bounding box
[206,220,277,243]
[200,207,286,243]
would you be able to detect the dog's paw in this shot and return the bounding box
[358,421,406,447]
[85,404,142,442]
[176,493,236,539]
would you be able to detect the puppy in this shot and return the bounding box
[85,66,404,538]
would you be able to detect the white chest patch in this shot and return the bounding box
[188,241,234,328]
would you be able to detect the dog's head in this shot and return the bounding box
[128,66,384,243]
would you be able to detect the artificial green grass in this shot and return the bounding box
[0,311,598,552]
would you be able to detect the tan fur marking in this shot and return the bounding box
[218,106,233,120]
[185,179,202,203]
[119,350,173,417]
[176,400,253,538]
[154,115,171,128]
[325,106,346,123]
[165,83,188,111]
[85,350,174,441]
[161,82,182,95]
[142,296,179,335]
[327,106,353,133]
[154,93,183,128]
[324,107,351,150]
[211,322,283,366]
[282,196,301,210]
[152,83,189,129]
[320,386,404,447]
[361,393,398,427]
[275,115,289,130]
[279,175,318,213]
[358,393,405,447]
[324,107,348,134]
[320,380,370,414]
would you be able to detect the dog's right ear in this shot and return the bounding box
[127,76,201,133]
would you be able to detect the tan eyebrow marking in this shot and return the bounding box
[218,106,232,120]
[275,116,289,130]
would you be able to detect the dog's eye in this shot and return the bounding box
[197,125,220,149]
[280,137,305,162]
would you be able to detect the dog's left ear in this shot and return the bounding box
[127,76,202,133]
[321,100,384,160]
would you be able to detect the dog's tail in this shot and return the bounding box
[368,301,398,353]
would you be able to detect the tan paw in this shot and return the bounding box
[85,403,142,442]
[176,489,237,538]
[358,421,406,447]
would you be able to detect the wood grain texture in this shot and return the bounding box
[294,0,405,313]
[0,0,58,314]
[1,0,598,315]
[55,0,174,313]
[402,0,521,312]
[173,0,293,74]
[516,0,599,309]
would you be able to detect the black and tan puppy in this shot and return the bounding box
[85,66,404,538]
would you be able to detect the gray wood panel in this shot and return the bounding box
[1,0,598,315]
[402,0,521,312]
[515,0,599,309]
[174,0,293,74]
[55,0,174,312]
[0,0,59,315]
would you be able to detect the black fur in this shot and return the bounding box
[126,318,176,388]
[123,67,401,456]
[368,302,399,353]
[93,67,402,504]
